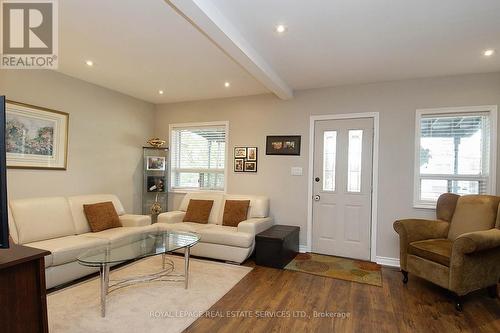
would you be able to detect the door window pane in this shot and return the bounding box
[348,130,363,192]
[323,131,337,191]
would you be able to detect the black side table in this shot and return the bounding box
[255,225,300,268]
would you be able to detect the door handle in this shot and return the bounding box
[314,195,321,201]
[315,177,320,182]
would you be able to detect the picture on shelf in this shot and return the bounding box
[147,156,166,170]
[244,161,257,172]
[234,147,247,158]
[234,158,244,172]
[147,176,165,192]
[247,147,257,161]
[266,135,301,156]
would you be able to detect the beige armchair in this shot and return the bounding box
[394,193,500,311]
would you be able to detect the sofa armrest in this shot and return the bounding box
[453,228,500,254]
[393,218,449,270]
[119,214,152,227]
[157,211,186,224]
[237,217,273,236]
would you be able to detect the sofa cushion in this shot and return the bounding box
[222,200,250,227]
[81,225,158,247]
[179,193,224,224]
[223,195,269,219]
[448,195,500,240]
[9,197,76,244]
[198,225,254,248]
[408,238,453,266]
[183,200,213,224]
[68,194,126,234]
[26,235,108,266]
[83,202,122,232]
[158,222,211,233]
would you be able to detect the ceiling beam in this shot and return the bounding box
[165,0,294,100]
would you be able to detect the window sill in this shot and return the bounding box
[169,189,226,194]
[413,203,437,210]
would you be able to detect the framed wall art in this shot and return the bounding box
[5,101,69,170]
[266,135,301,156]
[234,147,258,173]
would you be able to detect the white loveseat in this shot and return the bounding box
[157,193,273,263]
[8,194,155,289]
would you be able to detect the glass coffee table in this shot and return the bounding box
[77,230,199,317]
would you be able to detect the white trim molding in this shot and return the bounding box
[413,105,498,209]
[375,256,400,268]
[299,245,311,253]
[307,112,380,263]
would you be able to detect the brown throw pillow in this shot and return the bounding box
[83,201,122,232]
[183,199,214,224]
[222,200,250,227]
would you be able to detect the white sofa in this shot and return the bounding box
[8,194,155,289]
[157,193,273,263]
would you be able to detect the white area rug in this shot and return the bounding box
[48,255,252,333]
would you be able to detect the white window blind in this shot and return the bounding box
[414,107,496,207]
[170,123,227,191]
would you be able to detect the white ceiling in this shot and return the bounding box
[57,0,500,103]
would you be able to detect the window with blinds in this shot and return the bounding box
[414,107,496,207]
[170,123,227,191]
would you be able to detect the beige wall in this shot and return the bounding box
[0,70,155,213]
[155,72,500,260]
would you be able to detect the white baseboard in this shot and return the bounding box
[375,256,400,268]
[299,245,310,253]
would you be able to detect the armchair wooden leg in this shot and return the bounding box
[454,294,463,312]
[487,285,497,298]
[401,270,408,284]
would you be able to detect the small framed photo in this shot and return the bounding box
[147,156,166,170]
[147,176,165,192]
[244,161,257,172]
[234,147,247,158]
[266,136,301,156]
[234,158,244,172]
[247,147,257,161]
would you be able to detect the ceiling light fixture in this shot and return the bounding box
[85,60,94,67]
[224,82,230,88]
[276,25,287,33]
[158,90,164,95]
[483,49,495,57]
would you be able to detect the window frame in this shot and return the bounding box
[168,121,229,193]
[413,105,497,209]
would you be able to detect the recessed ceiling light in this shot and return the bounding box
[276,25,287,33]
[483,49,495,57]
[224,82,230,88]
[158,90,164,95]
[85,60,94,67]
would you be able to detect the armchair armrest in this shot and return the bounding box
[453,228,500,254]
[119,214,151,227]
[157,211,185,224]
[394,219,450,243]
[237,217,273,236]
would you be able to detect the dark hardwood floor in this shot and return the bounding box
[184,260,500,333]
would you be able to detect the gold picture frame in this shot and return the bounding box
[6,100,69,170]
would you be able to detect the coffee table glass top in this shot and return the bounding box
[77,231,199,267]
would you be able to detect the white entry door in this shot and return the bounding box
[312,118,373,260]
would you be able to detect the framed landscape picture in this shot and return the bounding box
[6,101,69,169]
[266,135,301,156]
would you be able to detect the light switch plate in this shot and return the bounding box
[291,167,303,176]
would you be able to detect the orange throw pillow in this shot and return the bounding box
[183,199,214,224]
[83,201,122,232]
[222,200,250,227]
